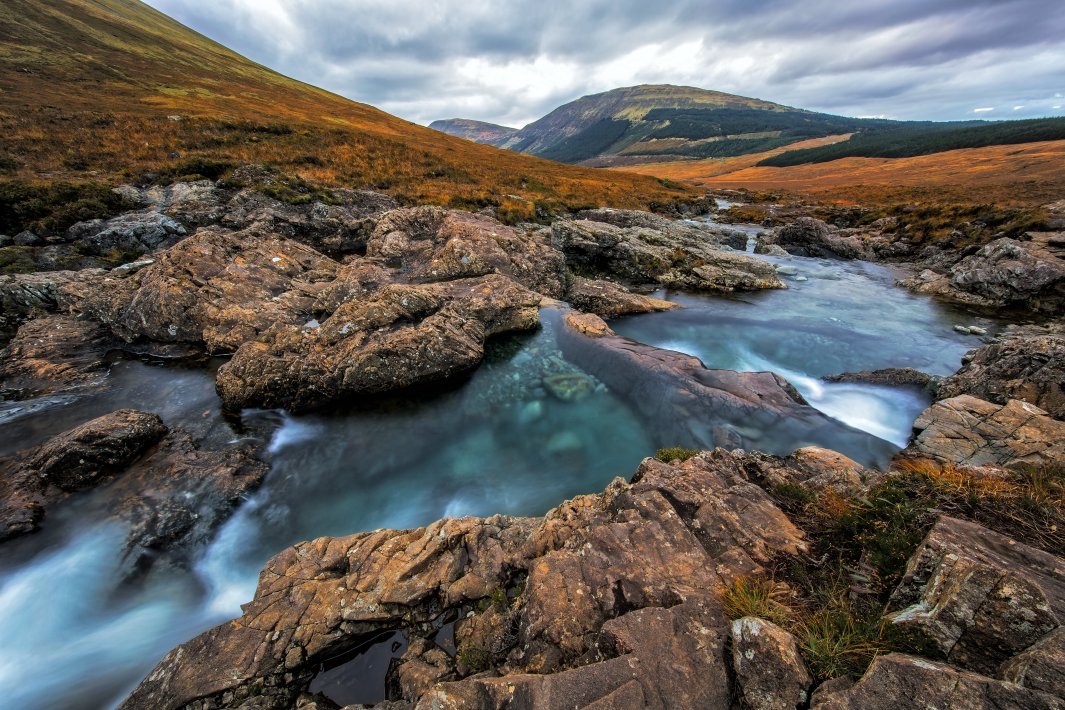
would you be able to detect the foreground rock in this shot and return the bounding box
[812,653,1065,709]
[1002,628,1065,698]
[121,451,806,709]
[886,516,1065,675]
[0,269,103,333]
[0,315,114,397]
[563,276,677,318]
[731,617,812,710]
[904,237,1065,313]
[939,323,1065,419]
[904,395,1065,469]
[556,312,897,467]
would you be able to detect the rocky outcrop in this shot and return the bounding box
[939,324,1065,420]
[555,312,897,467]
[215,274,541,411]
[731,617,812,710]
[904,395,1065,469]
[563,276,677,318]
[904,237,1065,313]
[760,217,870,260]
[552,217,784,293]
[886,516,1065,675]
[824,367,941,393]
[1002,627,1065,699]
[368,206,565,296]
[0,315,114,397]
[0,268,103,332]
[811,653,1065,709]
[63,210,187,256]
[121,451,806,709]
[740,446,874,495]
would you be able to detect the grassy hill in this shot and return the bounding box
[0,0,694,214]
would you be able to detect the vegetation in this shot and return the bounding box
[760,117,1065,166]
[654,447,701,463]
[723,459,1065,681]
[537,119,634,163]
[0,180,137,236]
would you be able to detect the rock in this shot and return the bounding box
[939,324,1065,420]
[368,207,565,296]
[731,617,812,710]
[0,315,114,397]
[1002,627,1065,698]
[215,274,541,411]
[886,516,1065,675]
[564,276,677,318]
[811,653,1065,709]
[755,243,790,257]
[82,226,342,353]
[904,238,1065,313]
[741,446,873,495]
[120,451,809,709]
[765,217,870,260]
[0,268,104,332]
[12,230,42,247]
[556,312,898,467]
[562,311,614,338]
[775,264,798,276]
[903,395,1065,469]
[552,218,785,293]
[542,372,596,403]
[65,210,187,255]
[824,367,941,393]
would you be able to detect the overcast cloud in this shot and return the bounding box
[144,0,1065,128]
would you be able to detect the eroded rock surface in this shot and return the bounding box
[1002,627,1065,699]
[0,315,114,397]
[731,616,812,710]
[904,395,1065,469]
[121,451,807,709]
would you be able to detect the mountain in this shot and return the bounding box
[0,1,692,210]
[429,119,518,145]
[436,84,885,165]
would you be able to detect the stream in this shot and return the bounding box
[0,233,1002,709]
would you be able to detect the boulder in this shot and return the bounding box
[939,324,1065,420]
[0,268,104,332]
[811,653,1065,709]
[765,217,870,260]
[0,315,114,397]
[120,451,808,709]
[740,446,873,495]
[731,617,812,710]
[368,207,565,296]
[886,516,1065,675]
[563,276,677,318]
[1002,627,1065,699]
[904,395,1065,469]
[64,210,187,255]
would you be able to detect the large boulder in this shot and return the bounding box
[939,324,1065,420]
[811,653,1065,709]
[886,516,1065,675]
[904,237,1065,313]
[120,451,807,709]
[903,395,1065,469]
[762,217,870,260]
[367,207,566,296]
[215,274,541,411]
[731,617,812,710]
[552,217,784,293]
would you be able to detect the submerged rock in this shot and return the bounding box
[542,372,596,402]
[904,395,1065,469]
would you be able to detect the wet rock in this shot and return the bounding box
[215,275,541,411]
[764,217,870,260]
[563,276,677,318]
[83,226,341,353]
[552,217,784,293]
[904,237,1065,313]
[1002,627,1065,698]
[542,372,596,403]
[120,451,810,709]
[0,315,113,397]
[731,616,812,710]
[811,653,1065,709]
[824,367,941,393]
[903,395,1065,469]
[368,207,565,296]
[886,516,1065,675]
[939,324,1065,420]
[556,313,898,467]
[755,242,790,257]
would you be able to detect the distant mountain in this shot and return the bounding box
[0,1,691,210]
[429,118,518,145]
[435,84,888,165]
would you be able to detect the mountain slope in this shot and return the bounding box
[429,119,518,145]
[439,85,883,165]
[0,0,693,209]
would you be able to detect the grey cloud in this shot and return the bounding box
[144,0,1065,126]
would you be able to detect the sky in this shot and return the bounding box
[144,0,1065,128]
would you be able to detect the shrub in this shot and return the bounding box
[654,447,701,463]
[0,180,137,235]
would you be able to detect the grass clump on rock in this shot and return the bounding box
[654,447,701,463]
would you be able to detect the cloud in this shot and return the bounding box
[142,0,1065,126]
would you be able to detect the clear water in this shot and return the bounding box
[0,250,1002,709]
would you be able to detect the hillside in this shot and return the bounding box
[436,84,887,165]
[0,0,693,211]
[429,118,518,145]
